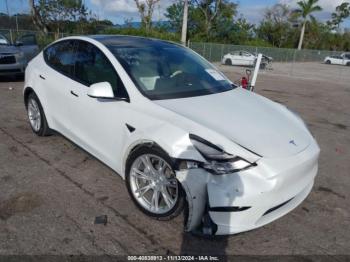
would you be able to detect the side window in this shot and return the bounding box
[74,41,128,98]
[44,41,76,77]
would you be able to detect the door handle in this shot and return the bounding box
[70,91,79,97]
[39,74,46,80]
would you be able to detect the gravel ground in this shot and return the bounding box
[0,70,349,258]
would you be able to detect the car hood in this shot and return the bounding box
[154,88,312,158]
[0,45,19,54]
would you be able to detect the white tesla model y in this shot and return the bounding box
[24,35,320,235]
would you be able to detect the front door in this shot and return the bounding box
[67,40,130,171]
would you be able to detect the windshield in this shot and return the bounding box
[107,43,234,100]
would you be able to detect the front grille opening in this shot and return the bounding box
[0,69,21,73]
[263,198,294,216]
[0,55,16,64]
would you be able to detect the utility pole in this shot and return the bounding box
[181,0,188,46]
[15,15,19,32]
[5,0,13,43]
[5,0,10,17]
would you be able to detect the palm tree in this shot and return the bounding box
[294,0,322,50]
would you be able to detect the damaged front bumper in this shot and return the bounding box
[176,140,320,236]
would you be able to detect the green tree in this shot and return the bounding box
[294,0,322,50]
[328,2,350,30]
[165,0,237,41]
[28,0,88,35]
[256,4,293,47]
[134,0,160,32]
[194,0,222,37]
[302,16,328,49]
[209,0,237,41]
[28,0,49,34]
[165,0,186,33]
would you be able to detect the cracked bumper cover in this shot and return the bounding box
[176,140,320,235]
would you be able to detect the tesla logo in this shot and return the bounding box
[289,140,297,146]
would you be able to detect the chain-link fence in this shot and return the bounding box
[189,41,350,83]
[189,42,344,63]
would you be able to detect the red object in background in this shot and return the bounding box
[241,77,248,89]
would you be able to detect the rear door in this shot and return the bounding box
[42,40,78,136]
[242,52,255,66]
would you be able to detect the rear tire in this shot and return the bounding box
[26,92,51,136]
[225,59,232,66]
[325,60,331,64]
[125,145,185,220]
[346,62,350,66]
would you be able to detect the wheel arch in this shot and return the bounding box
[120,128,206,179]
[122,140,172,179]
[23,86,35,109]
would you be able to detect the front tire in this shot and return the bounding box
[325,60,331,64]
[26,92,51,136]
[125,146,185,220]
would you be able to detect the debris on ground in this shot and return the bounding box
[94,215,108,225]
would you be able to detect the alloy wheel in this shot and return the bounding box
[129,154,179,214]
[27,98,41,132]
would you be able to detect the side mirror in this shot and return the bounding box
[87,82,129,102]
[88,82,114,99]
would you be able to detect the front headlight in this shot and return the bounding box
[15,51,25,59]
[189,135,255,175]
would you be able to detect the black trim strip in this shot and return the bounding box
[263,198,294,216]
[209,206,251,212]
[235,142,262,157]
[70,90,79,97]
[189,134,225,153]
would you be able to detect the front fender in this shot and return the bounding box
[120,122,206,178]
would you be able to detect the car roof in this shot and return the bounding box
[88,35,180,48]
[232,50,251,53]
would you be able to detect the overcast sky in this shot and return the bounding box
[1,0,349,26]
